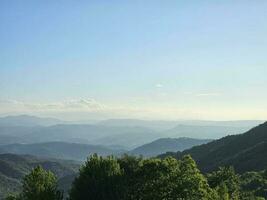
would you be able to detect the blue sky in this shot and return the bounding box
[0,1,267,120]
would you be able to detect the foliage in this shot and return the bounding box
[5,154,267,200]
[70,154,218,200]
[5,166,63,200]
[240,170,267,198]
[216,183,230,200]
[69,154,123,200]
[4,194,18,200]
[207,166,240,199]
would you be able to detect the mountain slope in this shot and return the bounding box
[0,142,125,161]
[130,137,211,157]
[160,122,267,173]
[0,153,79,199]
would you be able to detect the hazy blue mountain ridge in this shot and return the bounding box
[130,137,212,157]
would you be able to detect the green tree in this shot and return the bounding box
[5,194,19,200]
[240,171,267,199]
[128,157,178,200]
[69,154,219,200]
[6,166,63,200]
[20,166,63,200]
[216,183,230,200]
[171,155,217,200]
[69,154,123,200]
[125,155,216,200]
[208,166,240,200]
[117,155,142,200]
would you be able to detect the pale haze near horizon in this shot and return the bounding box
[0,1,267,121]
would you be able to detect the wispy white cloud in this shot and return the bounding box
[155,83,163,88]
[195,93,222,97]
[0,98,105,112]
[1,96,266,121]
[0,99,23,105]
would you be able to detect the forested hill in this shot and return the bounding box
[160,122,267,173]
[0,154,79,199]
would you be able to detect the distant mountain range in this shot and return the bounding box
[0,142,124,161]
[0,124,159,149]
[0,115,263,149]
[164,124,250,139]
[0,138,212,161]
[98,119,179,131]
[0,115,65,127]
[130,137,211,157]
[0,153,79,199]
[0,115,262,130]
[98,118,263,131]
[160,122,267,173]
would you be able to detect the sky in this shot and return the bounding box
[0,0,267,120]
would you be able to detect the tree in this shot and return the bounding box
[20,166,63,200]
[216,183,230,200]
[171,155,217,200]
[69,154,123,200]
[240,171,267,199]
[5,166,63,200]
[117,155,142,200]
[208,166,240,200]
[5,195,19,200]
[69,154,218,200]
[128,157,178,200]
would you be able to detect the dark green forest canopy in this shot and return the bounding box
[160,122,267,173]
[69,154,267,200]
[5,154,267,200]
